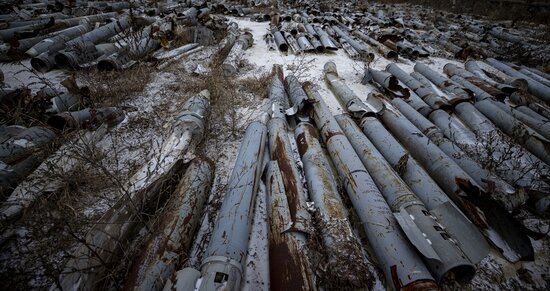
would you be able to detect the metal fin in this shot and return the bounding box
[394,207,441,262]
[431,202,489,264]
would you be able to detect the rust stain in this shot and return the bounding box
[394,154,409,176]
[323,129,344,142]
[455,177,489,229]
[390,265,401,290]
[273,135,300,224]
[296,132,309,158]
[182,213,193,226]
[296,123,319,158]
[401,279,439,291]
[268,228,313,291]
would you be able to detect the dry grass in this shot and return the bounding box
[76,64,154,106]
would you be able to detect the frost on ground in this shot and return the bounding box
[1,9,549,291]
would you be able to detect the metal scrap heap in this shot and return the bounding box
[1,1,549,291]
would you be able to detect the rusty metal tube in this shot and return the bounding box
[324,62,488,265]
[352,30,398,60]
[473,99,550,165]
[428,109,545,192]
[199,118,268,290]
[486,58,550,102]
[302,83,438,291]
[265,161,315,291]
[332,26,373,60]
[414,62,471,101]
[444,63,511,99]
[294,120,372,287]
[392,98,522,212]
[56,90,210,290]
[265,66,315,289]
[65,16,131,49]
[222,32,253,75]
[0,127,56,165]
[363,67,431,116]
[386,63,450,110]
[375,95,534,262]
[357,113,489,265]
[336,113,476,283]
[267,72,310,232]
[271,28,288,52]
[124,159,215,291]
[467,60,528,90]
[25,22,91,57]
[313,26,337,51]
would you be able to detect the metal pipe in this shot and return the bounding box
[352,30,398,60]
[98,37,160,71]
[518,68,550,88]
[56,90,210,290]
[313,26,337,50]
[0,124,111,222]
[486,58,550,102]
[0,127,56,165]
[339,38,359,59]
[294,120,373,287]
[336,114,476,283]
[521,66,550,82]
[453,101,550,173]
[271,27,288,52]
[386,63,450,110]
[332,25,373,60]
[265,161,315,291]
[414,62,471,101]
[324,62,489,264]
[323,62,383,119]
[363,67,432,116]
[47,107,125,130]
[428,109,545,191]
[302,83,438,291]
[490,102,550,140]
[444,63,508,100]
[516,104,550,120]
[374,94,534,262]
[464,59,519,93]
[0,17,53,40]
[222,32,253,75]
[124,159,215,291]
[198,118,267,291]
[448,74,493,101]
[55,42,119,69]
[391,98,523,211]
[296,33,314,52]
[473,99,550,165]
[266,66,315,289]
[267,71,311,233]
[65,16,131,50]
[284,32,302,54]
[25,22,91,57]
[475,60,529,89]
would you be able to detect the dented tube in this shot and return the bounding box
[486,58,550,102]
[125,159,215,291]
[391,98,521,211]
[55,90,211,290]
[302,83,438,291]
[375,95,534,263]
[336,114,476,283]
[386,63,450,110]
[294,120,373,287]
[199,118,268,291]
[266,161,315,291]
